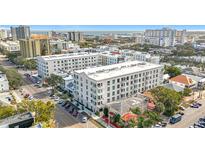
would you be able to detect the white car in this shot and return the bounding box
[54,97,60,101]
[28,96,34,100]
[81,116,88,123]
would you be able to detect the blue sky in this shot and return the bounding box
[1,25,205,31]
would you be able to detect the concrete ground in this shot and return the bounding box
[107,95,147,115]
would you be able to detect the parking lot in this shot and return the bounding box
[55,102,98,128]
[167,98,205,128]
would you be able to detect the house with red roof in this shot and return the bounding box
[122,113,138,122]
[169,74,196,89]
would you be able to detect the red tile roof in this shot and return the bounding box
[122,113,138,122]
[170,75,193,86]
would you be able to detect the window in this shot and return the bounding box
[112,80,115,84]
[107,81,110,85]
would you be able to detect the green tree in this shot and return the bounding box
[144,110,162,122]
[23,59,37,70]
[164,66,182,78]
[17,100,55,126]
[150,86,182,117]
[0,100,55,127]
[6,52,18,62]
[0,66,23,89]
[143,119,154,128]
[15,56,25,65]
[113,113,121,123]
[130,107,141,115]
[46,74,63,94]
[137,117,144,128]
[154,102,165,114]
[183,88,192,96]
[103,107,109,117]
[0,105,17,120]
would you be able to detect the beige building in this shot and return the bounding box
[20,35,51,58]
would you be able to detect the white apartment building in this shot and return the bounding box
[37,52,99,78]
[74,60,163,112]
[0,41,20,52]
[50,40,80,52]
[0,72,9,92]
[133,52,160,64]
[135,36,145,44]
[121,50,160,64]
[144,28,186,47]
[99,52,125,66]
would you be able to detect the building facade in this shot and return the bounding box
[50,40,80,53]
[66,32,83,42]
[10,25,31,41]
[0,41,20,52]
[74,61,163,112]
[0,72,9,92]
[19,35,50,58]
[144,28,187,47]
[37,52,99,78]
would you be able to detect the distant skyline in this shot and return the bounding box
[1,25,205,31]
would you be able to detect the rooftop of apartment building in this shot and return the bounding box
[100,51,122,57]
[31,34,48,40]
[75,60,162,81]
[37,52,99,61]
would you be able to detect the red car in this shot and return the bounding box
[24,93,30,98]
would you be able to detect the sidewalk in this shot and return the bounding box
[11,90,22,103]
[72,101,112,128]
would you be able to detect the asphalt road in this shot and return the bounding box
[167,99,205,128]
[0,55,50,102]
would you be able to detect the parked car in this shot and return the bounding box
[190,104,199,108]
[177,111,184,116]
[61,102,67,107]
[161,122,167,127]
[24,93,30,98]
[81,116,88,123]
[196,102,202,106]
[54,97,60,101]
[170,114,182,124]
[194,123,205,128]
[28,96,34,100]
[199,118,205,122]
[179,106,186,111]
